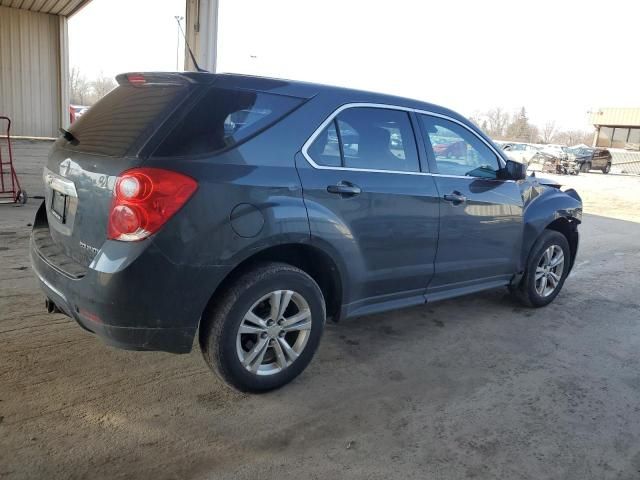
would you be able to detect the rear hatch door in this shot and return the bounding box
[44,73,207,266]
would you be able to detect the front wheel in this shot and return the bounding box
[511,230,571,308]
[200,263,326,392]
[580,162,591,173]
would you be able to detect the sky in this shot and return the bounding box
[69,0,640,130]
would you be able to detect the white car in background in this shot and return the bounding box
[501,143,540,164]
[540,144,569,160]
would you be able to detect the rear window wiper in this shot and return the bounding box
[59,128,79,145]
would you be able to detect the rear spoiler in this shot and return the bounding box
[116,72,216,86]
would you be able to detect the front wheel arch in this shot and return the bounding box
[512,229,572,307]
[544,217,579,274]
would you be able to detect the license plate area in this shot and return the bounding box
[51,190,69,223]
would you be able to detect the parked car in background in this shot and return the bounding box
[537,150,580,175]
[540,144,569,161]
[69,105,89,124]
[502,142,540,164]
[567,147,612,173]
[432,140,466,158]
[32,72,582,392]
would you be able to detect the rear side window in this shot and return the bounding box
[153,88,303,157]
[308,107,420,172]
[67,84,187,157]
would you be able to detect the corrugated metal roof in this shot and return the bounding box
[0,0,90,16]
[590,108,640,127]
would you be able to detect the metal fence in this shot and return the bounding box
[610,149,640,175]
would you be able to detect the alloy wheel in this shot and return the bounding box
[236,290,312,376]
[535,245,565,297]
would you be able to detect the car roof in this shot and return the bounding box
[219,73,467,115]
[141,71,473,128]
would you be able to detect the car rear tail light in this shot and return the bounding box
[108,168,197,241]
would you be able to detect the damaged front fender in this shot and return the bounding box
[518,177,583,273]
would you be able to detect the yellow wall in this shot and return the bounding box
[590,108,640,127]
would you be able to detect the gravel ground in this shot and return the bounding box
[1,161,639,479]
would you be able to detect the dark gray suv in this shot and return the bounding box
[31,72,582,391]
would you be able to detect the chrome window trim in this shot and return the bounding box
[300,102,508,177]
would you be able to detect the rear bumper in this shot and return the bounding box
[30,203,230,354]
[33,269,195,352]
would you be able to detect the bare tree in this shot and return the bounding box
[468,111,484,129]
[540,121,556,144]
[485,108,509,139]
[90,73,117,103]
[70,67,91,105]
[556,129,594,147]
[506,107,533,142]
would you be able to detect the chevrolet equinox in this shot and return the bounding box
[31,73,583,392]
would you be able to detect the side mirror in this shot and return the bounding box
[503,159,527,180]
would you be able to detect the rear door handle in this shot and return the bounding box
[443,191,467,204]
[327,181,361,197]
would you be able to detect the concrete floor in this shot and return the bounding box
[1,145,640,479]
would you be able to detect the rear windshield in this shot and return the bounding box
[152,87,303,157]
[67,84,187,157]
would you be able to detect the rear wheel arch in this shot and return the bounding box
[200,243,344,340]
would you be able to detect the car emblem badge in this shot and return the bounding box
[59,158,71,177]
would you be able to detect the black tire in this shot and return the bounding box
[200,262,326,392]
[16,190,27,205]
[511,230,571,308]
[580,162,591,173]
[602,163,611,174]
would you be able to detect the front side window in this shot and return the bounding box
[308,107,420,172]
[419,115,501,178]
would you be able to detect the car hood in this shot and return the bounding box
[532,176,562,188]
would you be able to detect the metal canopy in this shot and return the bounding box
[0,0,91,16]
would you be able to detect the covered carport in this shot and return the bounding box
[0,0,89,137]
[0,0,219,137]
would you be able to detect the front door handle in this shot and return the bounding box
[327,181,361,197]
[443,191,467,205]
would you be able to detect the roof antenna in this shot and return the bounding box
[175,15,208,73]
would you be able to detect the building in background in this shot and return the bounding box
[590,108,640,174]
[0,0,218,138]
[0,1,91,137]
[590,108,640,151]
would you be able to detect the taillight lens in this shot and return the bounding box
[108,168,197,241]
[127,73,146,85]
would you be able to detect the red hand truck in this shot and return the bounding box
[0,116,27,205]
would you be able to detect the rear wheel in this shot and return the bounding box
[602,163,611,174]
[200,263,326,392]
[511,230,571,308]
